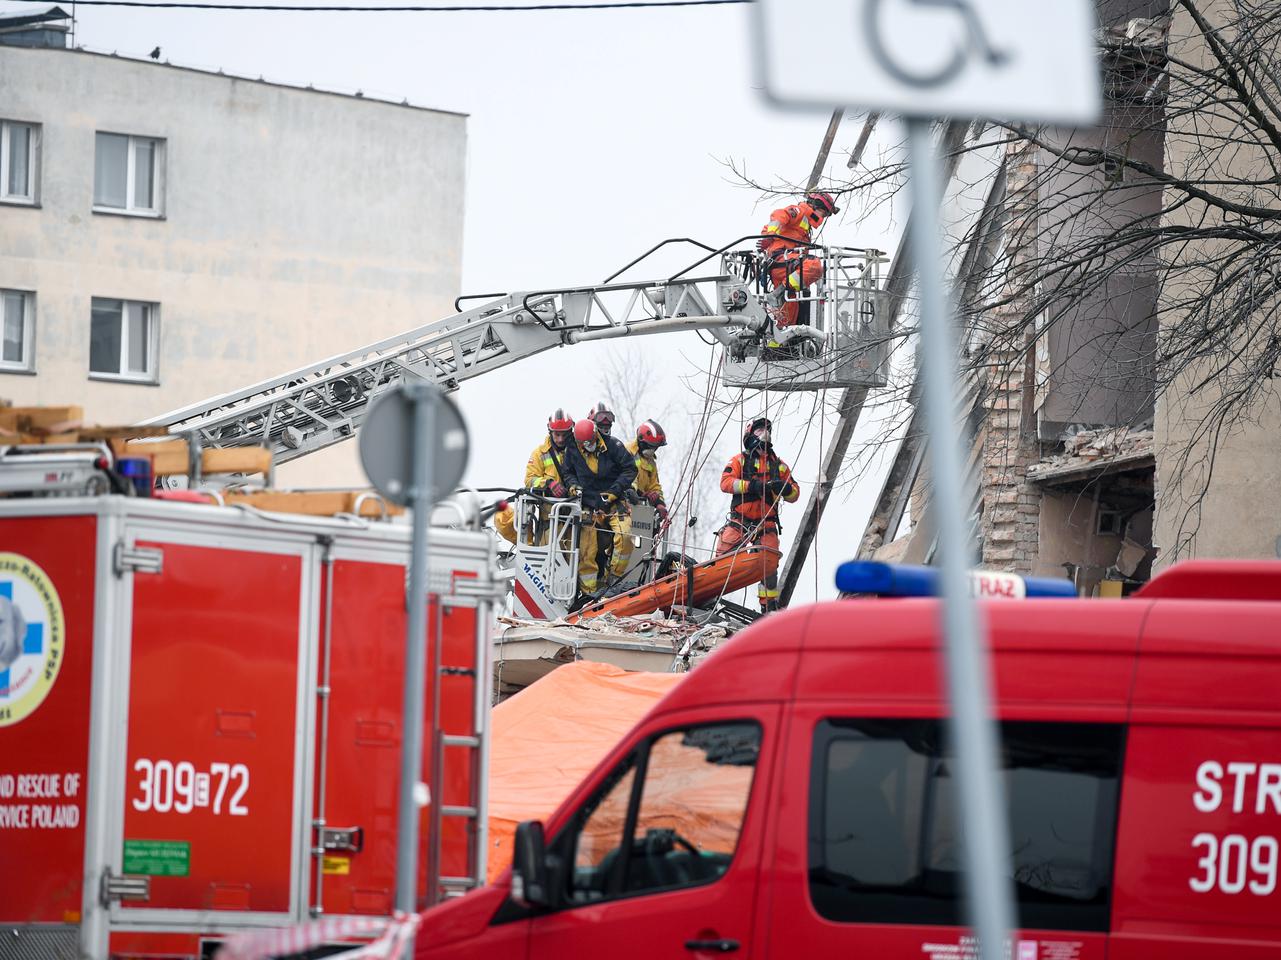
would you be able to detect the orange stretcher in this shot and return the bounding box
[569,546,781,622]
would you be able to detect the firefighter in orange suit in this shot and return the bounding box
[756,191,839,328]
[493,407,576,545]
[715,416,799,613]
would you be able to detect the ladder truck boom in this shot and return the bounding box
[144,272,742,466]
[143,239,891,469]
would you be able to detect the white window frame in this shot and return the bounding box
[0,289,36,374]
[93,133,165,217]
[89,298,160,384]
[0,120,40,205]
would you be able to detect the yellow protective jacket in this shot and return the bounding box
[524,437,572,491]
[625,439,665,505]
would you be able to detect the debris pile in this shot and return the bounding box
[1029,427,1155,484]
[493,611,731,700]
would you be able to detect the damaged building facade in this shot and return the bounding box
[862,0,1240,595]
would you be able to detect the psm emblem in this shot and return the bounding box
[0,553,65,727]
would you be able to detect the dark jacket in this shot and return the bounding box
[563,434,638,503]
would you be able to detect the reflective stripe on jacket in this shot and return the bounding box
[524,437,571,490]
[760,201,825,257]
[720,450,799,521]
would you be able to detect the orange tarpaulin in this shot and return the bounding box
[486,661,685,881]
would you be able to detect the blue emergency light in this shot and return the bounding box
[835,561,1077,599]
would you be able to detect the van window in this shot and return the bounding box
[809,719,1123,931]
[565,721,760,905]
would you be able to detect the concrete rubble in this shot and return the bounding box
[492,612,732,700]
[1028,427,1155,483]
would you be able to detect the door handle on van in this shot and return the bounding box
[684,939,739,953]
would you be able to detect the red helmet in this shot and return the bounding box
[587,401,615,433]
[547,407,574,432]
[636,419,667,449]
[806,191,839,216]
[573,419,598,445]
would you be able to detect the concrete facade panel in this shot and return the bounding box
[0,46,466,485]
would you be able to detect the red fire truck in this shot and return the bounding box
[0,492,498,960]
[409,559,1281,959]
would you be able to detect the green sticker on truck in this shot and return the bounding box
[123,839,191,876]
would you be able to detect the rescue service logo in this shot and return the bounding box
[0,553,65,727]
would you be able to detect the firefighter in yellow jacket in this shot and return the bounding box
[493,408,576,544]
[610,419,671,578]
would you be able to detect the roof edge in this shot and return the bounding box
[0,43,468,119]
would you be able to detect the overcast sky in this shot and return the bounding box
[49,0,912,602]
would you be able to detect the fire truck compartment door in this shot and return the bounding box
[105,526,315,927]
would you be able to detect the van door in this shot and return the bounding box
[527,705,779,959]
[105,526,313,927]
[766,703,1122,958]
[1111,601,1281,958]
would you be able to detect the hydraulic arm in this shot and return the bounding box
[144,273,742,466]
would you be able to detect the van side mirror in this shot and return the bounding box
[510,820,551,908]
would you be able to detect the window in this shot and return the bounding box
[1,121,38,203]
[809,719,1123,932]
[90,298,158,382]
[0,290,34,372]
[94,133,163,215]
[563,721,761,905]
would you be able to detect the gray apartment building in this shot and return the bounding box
[0,5,467,484]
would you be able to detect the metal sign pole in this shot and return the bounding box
[905,116,1015,960]
[396,384,437,920]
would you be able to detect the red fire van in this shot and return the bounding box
[0,495,498,960]
[413,559,1281,959]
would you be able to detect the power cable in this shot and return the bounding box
[63,0,747,10]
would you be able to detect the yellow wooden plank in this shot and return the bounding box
[77,425,171,440]
[221,490,401,518]
[200,447,272,477]
[0,406,84,432]
[118,439,190,475]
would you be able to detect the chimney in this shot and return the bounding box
[0,4,72,48]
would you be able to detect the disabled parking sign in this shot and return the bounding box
[754,0,1101,125]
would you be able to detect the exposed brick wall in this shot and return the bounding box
[975,138,1042,572]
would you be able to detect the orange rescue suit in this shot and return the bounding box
[759,202,826,326]
[759,201,826,256]
[719,450,799,524]
[716,449,799,612]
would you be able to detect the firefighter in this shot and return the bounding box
[586,400,615,437]
[565,417,637,596]
[611,419,670,579]
[493,407,577,545]
[715,416,799,613]
[756,191,839,328]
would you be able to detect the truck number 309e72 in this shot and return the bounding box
[132,758,250,816]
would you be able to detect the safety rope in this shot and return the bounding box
[814,387,825,602]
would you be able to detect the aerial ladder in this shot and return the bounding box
[142,239,889,466]
[137,238,891,617]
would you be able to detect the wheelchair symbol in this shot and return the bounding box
[864,0,1012,89]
